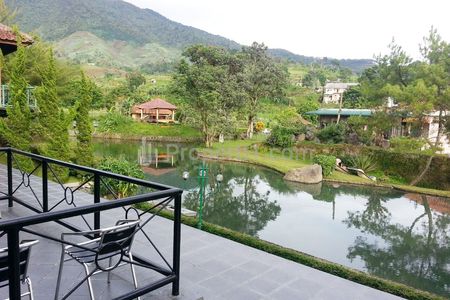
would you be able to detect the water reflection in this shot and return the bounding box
[93,140,450,297]
[344,193,450,296]
[183,165,281,236]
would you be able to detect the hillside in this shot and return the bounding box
[7,0,373,73]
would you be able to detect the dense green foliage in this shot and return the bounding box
[317,123,346,144]
[240,42,289,138]
[35,50,71,178]
[97,157,145,198]
[313,154,336,176]
[266,126,295,148]
[0,40,33,170]
[74,73,94,167]
[390,137,428,153]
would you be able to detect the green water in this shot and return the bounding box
[94,139,450,297]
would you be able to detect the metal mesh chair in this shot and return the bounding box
[0,240,39,300]
[54,220,140,300]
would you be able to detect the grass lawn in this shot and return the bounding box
[98,122,201,138]
[199,138,310,173]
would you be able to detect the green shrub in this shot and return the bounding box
[98,111,133,132]
[97,157,145,198]
[266,126,295,148]
[313,154,336,176]
[317,123,346,144]
[347,154,378,173]
[346,116,374,145]
[390,137,427,153]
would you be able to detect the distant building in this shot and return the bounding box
[391,111,450,154]
[131,98,177,123]
[306,108,372,127]
[322,82,358,104]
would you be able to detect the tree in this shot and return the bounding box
[0,0,16,25]
[240,42,288,139]
[126,71,146,92]
[32,49,71,180]
[359,30,449,185]
[409,28,449,185]
[0,37,33,170]
[342,87,369,108]
[172,45,243,147]
[74,73,94,167]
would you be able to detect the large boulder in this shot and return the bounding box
[283,164,323,184]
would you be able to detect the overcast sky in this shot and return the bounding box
[124,0,449,60]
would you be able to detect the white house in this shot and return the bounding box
[322,82,358,104]
[422,111,450,155]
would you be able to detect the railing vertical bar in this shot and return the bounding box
[42,161,48,212]
[94,173,101,232]
[171,193,182,296]
[7,228,21,299]
[7,148,13,207]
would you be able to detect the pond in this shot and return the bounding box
[93,139,450,297]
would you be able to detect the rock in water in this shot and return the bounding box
[283,164,323,184]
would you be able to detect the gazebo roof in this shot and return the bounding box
[135,98,177,110]
[0,23,34,55]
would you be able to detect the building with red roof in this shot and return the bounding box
[131,98,177,123]
[0,23,33,55]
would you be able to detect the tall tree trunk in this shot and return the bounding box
[410,109,443,186]
[336,94,343,124]
[246,115,254,139]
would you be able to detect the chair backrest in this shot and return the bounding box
[98,220,139,257]
[0,240,39,287]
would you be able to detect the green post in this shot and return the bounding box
[197,161,207,229]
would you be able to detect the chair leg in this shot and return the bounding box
[83,264,95,300]
[107,257,112,283]
[54,248,66,300]
[26,277,34,300]
[128,253,141,300]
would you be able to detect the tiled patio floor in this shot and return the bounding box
[0,164,403,299]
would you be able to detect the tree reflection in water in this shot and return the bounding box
[183,164,281,236]
[344,193,450,297]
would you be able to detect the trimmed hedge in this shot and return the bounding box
[139,204,444,300]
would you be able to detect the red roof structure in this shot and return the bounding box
[131,98,177,123]
[135,98,177,111]
[0,23,33,55]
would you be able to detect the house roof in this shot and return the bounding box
[0,23,33,55]
[135,98,177,110]
[306,108,373,117]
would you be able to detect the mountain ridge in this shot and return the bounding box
[6,0,373,73]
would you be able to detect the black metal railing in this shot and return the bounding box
[0,147,182,300]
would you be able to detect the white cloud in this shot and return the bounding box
[124,0,450,59]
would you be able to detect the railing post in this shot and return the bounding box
[94,173,101,231]
[7,228,21,299]
[42,160,48,212]
[7,148,13,207]
[172,193,182,296]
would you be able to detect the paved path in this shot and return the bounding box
[0,163,403,299]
